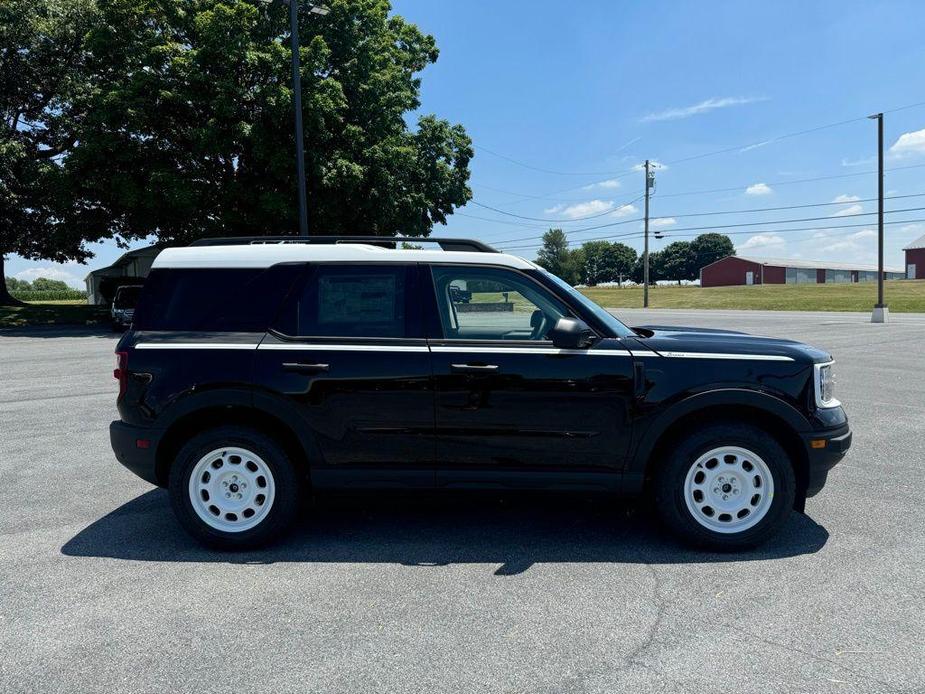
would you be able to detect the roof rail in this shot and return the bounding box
[188,236,498,253]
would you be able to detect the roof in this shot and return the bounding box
[152,243,537,271]
[903,233,925,251]
[707,254,904,273]
[85,245,163,280]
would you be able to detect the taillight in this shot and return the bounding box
[114,351,128,398]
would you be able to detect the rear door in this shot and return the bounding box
[425,264,635,488]
[254,263,435,488]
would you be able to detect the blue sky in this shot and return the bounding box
[11,0,925,286]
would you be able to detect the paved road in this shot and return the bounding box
[1,312,923,693]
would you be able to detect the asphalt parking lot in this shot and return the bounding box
[1,309,924,694]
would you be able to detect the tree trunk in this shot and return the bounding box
[0,255,25,306]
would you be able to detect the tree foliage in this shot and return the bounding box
[690,233,735,273]
[0,0,473,302]
[535,228,583,284]
[64,0,472,245]
[0,0,101,303]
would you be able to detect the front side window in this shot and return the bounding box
[430,266,569,341]
[276,264,415,338]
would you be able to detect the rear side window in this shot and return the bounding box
[273,265,419,339]
[133,266,302,332]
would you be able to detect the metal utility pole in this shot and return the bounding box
[279,0,329,237]
[643,160,654,308]
[869,113,888,323]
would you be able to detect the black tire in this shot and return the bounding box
[653,422,796,550]
[168,426,301,550]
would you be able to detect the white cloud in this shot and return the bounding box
[739,234,786,250]
[543,204,565,214]
[651,217,676,228]
[831,203,863,217]
[832,194,860,203]
[889,128,925,158]
[850,229,877,240]
[631,160,668,172]
[610,204,638,218]
[640,96,768,123]
[582,179,621,190]
[819,240,859,253]
[745,183,773,196]
[14,266,83,288]
[559,199,614,219]
[842,156,876,167]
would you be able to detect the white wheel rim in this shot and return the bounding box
[188,447,276,533]
[683,446,774,534]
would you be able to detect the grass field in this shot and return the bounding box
[0,300,108,329]
[580,279,925,313]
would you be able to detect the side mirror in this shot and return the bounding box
[548,317,594,349]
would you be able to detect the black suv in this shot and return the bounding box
[110,236,851,550]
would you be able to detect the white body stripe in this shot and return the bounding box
[135,342,258,350]
[430,345,628,356]
[257,343,429,352]
[133,342,794,361]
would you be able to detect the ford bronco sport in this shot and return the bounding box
[110,237,851,550]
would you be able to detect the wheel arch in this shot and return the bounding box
[631,390,811,508]
[155,401,315,488]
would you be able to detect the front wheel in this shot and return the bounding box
[169,426,301,549]
[653,423,796,550]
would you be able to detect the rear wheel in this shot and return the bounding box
[653,423,795,550]
[169,426,301,549]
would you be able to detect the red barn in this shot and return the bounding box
[904,234,925,279]
[700,255,905,288]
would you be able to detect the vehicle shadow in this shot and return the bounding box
[62,489,829,573]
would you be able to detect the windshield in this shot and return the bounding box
[114,286,142,309]
[541,271,635,338]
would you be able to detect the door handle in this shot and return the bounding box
[451,363,499,374]
[283,362,330,374]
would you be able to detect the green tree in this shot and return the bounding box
[64,0,473,247]
[659,241,695,284]
[690,233,735,278]
[1,0,472,305]
[579,240,637,286]
[4,276,30,292]
[30,277,71,291]
[0,0,101,305]
[536,229,580,284]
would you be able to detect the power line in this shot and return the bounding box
[472,137,642,177]
[489,197,925,246]
[469,194,645,223]
[656,163,925,199]
[651,192,925,221]
[504,218,925,252]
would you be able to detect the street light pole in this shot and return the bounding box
[288,0,309,237]
[869,112,888,323]
[278,1,329,238]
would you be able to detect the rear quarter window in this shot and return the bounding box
[133,265,303,332]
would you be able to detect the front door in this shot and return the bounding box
[425,264,635,488]
[254,263,435,488]
[745,271,754,285]
[908,264,916,279]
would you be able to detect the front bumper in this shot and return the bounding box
[110,420,163,486]
[802,424,852,497]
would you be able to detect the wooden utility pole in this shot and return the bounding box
[643,159,651,308]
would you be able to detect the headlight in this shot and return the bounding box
[814,361,839,408]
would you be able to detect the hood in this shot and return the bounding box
[631,324,831,363]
